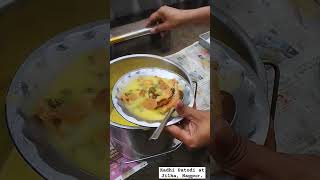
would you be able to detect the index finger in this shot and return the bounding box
[146,11,161,27]
[175,100,199,119]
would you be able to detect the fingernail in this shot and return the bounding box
[176,100,183,108]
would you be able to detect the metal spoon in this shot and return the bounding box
[149,107,175,140]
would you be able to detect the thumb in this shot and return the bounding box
[151,22,172,33]
[175,100,198,118]
[165,125,190,144]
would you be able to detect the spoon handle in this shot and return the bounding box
[110,28,152,45]
[149,107,175,140]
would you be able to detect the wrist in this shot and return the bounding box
[222,136,248,169]
[179,9,194,25]
[183,7,210,24]
[209,127,249,167]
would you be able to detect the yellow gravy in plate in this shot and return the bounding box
[32,50,107,178]
[119,76,183,122]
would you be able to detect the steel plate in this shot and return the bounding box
[112,67,193,127]
[5,21,107,180]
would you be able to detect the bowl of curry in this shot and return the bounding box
[112,67,193,127]
[110,54,195,160]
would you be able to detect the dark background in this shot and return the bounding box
[0,0,107,178]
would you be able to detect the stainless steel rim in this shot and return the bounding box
[110,54,195,128]
[112,67,193,127]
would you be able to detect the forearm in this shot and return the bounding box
[183,6,210,25]
[212,132,320,180]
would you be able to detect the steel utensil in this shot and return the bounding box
[110,27,152,45]
[149,107,175,140]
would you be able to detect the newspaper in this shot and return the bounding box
[166,42,211,110]
[216,0,320,154]
[110,42,210,179]
[110,143,148,180]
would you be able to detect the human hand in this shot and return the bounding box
[165,100,210,149]
[146,6,189,33]
[166,92,239,163]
